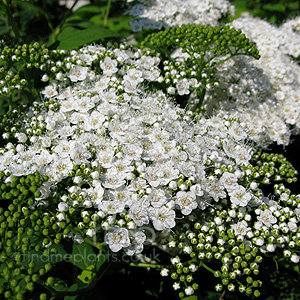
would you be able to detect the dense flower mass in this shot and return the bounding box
[137,17,300,148]
[0,44,258,255]
[125,0,235,31]
[217,14,300,147]
[1,12,300,298]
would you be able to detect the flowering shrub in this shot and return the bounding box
[125,0,235,31]
[1,1,300,300]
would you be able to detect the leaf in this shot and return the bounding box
[90,15,132,35]
[287,2,299,10]
[21,243,67,272]
[18,2,43,29]
[52,282,79,293]
[77,264,96,285]
[182,296,198,300]
[73,4,106,18]
[68,241,96,270]
[56,25,122,50]
[263,3,286,13]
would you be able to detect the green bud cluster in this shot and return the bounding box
[142,25,259,60]
[141,24,260,109]
[164,206,264,298]
[247,150,298,186]
[0,172,63,299]
[0,42,69,97]
[0,108,24,145]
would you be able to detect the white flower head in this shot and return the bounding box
[257,209,277,227]
[175,191,197,215]
[229,186,251,207]
[104,226,130,252]
[124,230,147,256]
[100,56,118,75]
[149,206,176,230]
[69,65,88,82]
[231,220,250,236]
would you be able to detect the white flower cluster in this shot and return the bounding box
[0,44,258,255]
[217,14,300,147]
[282,16,300,36]
[158,14,300,147]
[125,0,235,31]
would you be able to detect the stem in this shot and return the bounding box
[2,0,20,38]
[41,0,55,34]
[218,289,226,300]
[129,262,163,269]
[199,261,215,273]
[104,0,112,26]
[52,0,81,42]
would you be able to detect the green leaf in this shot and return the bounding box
[52,282,79,293]
[77,264,96,285]
[18,2,43,30]
[182,296,198,300]
[21,243,67,272]
[68,241,96,270]
[56,25,122,50]
[287,1,299,10]
[263,3,286,12]
[73,4,106,18]
[90,15,132,35]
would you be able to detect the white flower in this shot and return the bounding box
[58,202,69,212]
[266,244,276,252]
[148,188,168,208]
[69,65,88,82]
[104,226,130,252]
[185,286,194,296]
[228,122,247,140]
[56,212,65,221]
[173,282,180,290]
[231,220,250,236]
[149,206,176,230]
[101,169,126,189]
[42,85,57,98]
[176,79,190,95]
[86,228,96,237]
[83,111,105,131]
[129,203,150,226]
[100,200,125,215]
[53,140,75,158]
[52,156,73,178]
[124,230,147,256]
[97,150,115,168]
[100,56,118,75]
[160,268,169,276]
[124,68,144,86]
[219,172,238,192]
[229,186,251,207]
[74,96,95,113]
[175,191,197,215]
[257,209,277,227]
[288,221,298,232]
[291,254,300,263]
[145,166,163,187]
[70,144,91,165]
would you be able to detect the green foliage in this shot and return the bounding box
[53,1,132,49]
[56,25,122,50]
[232,0,300,24]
